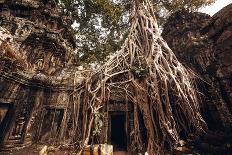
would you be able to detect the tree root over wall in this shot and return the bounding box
[72,0,207,154]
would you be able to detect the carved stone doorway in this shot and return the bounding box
[39,106,64,142]
[110,112,127,151]
[0,103,14,143]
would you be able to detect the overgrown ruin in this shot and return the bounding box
[0,0,232,154]
[0,0,78,151]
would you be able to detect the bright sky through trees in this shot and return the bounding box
[68,0,231,64]
[199,0,231,15]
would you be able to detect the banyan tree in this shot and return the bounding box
[72,0,207,154]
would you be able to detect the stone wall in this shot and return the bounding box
[0,0,83,150]
[162,4,232,131]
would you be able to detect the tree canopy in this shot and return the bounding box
[59,0,215,65]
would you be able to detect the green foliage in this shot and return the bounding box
[93,111,103,136]
[130,56,148,78]
[59,0,215,64]
[131,66,148,78]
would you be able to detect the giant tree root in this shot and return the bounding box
[72,0,207,154]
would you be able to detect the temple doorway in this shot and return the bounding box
[0,103,14,143]
[110,112,127,151]
[39,106,64,142]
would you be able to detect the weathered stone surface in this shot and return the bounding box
[162,4,232,131]
[205,4,232,114]
[0,0,83,151]
[162,10,212,74]
[0,0,78,79]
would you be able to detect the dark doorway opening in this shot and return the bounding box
[110,113,127,151]
[0,103,14,143]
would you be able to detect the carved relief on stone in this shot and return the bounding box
[12,116,26,138]
[18,34,66,74]
[26,116,34,137]
[39,106,65,143]
[0,0,77,150]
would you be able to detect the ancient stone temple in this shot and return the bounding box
[162,4,232,131]
[0,0,79,151]
[0,0,232,154]
[162,4,232,154]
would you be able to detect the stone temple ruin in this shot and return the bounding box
[0,0,78,151]
[0,0,232,154]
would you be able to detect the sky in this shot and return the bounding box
[199,0,231,16]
